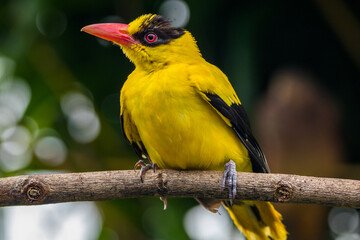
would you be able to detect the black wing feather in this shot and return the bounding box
[120,114,149,160]
[204,93,269,173]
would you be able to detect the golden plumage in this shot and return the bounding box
[83,14,287,240]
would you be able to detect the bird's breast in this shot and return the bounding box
[122,68,250,171]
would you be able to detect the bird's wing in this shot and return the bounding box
[191,64,269,173]
[120,109,149,160]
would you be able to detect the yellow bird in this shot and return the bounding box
[82,14,287,240]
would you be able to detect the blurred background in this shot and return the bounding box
[0,0,359,239]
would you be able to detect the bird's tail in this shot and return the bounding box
[223,201,287,240]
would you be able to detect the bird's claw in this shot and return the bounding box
[134,160,158,182]
[160,196,167,210]
[222,160,237,206]
[134,160,166,208]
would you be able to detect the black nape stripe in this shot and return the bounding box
[133,15,185,47]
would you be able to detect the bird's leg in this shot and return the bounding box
[221,160,237,206]
[134,159,159,182]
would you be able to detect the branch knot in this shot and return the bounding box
[21,179,48,204]
[274,181,293,202]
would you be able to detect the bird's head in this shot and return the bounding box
[82,14,201,70]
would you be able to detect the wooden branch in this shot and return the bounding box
[0,170,359,208]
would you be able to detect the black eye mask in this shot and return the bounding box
[132,15,184,47]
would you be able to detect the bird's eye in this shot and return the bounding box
[145,32,158,43]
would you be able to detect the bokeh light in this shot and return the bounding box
[34,136,67,166]
[0,57,20,134]
[67,108,100,143]
[61,91,94,116]
[61,91,101,143]
[184,205,244,240]
[335,233,360,240]
[0,106,17,135]
[3,202,102,240]
[0,126,32,172]
[159,0,190,27]
[0,78,31,131]
[36,8,67,39]
[329,208,360,236]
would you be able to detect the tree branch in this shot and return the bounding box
[0,170,359,208]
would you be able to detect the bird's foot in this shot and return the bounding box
[134,160,166,209]
[134,160,159,182]
[160,196,168,210]
[221,160,237,206]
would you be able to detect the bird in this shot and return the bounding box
[82,14,287,240]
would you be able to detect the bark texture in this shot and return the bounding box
[0,170,358,208]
